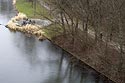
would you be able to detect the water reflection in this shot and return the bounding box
[0,0,115,83]
[10,32,107,83]
[0,0,16,21]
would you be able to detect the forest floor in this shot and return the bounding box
[51,33,125,83]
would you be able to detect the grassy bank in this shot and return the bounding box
[16,0,51,19]
[15,0,61,39]
[42,24,63,39]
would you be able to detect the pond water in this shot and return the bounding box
[0,0,114,83]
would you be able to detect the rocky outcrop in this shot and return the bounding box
[6,13,46,41]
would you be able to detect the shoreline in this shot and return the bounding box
[8,1,121,83]
[6,12,46,41]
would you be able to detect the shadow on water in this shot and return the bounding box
[0,0,115,83]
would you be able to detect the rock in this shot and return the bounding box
[7,12,47,41]
[38,35,46,41]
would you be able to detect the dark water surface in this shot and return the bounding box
[0,0,114,83]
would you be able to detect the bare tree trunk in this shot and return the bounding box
[64,14,71,34]
[33,0,37,16]
[60,12,66,36]
[75,18,79,35]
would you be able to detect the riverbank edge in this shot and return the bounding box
[9,0,118,83]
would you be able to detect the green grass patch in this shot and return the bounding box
[16,0,52,19]
[42,24,63,39]
[16,0,61,38]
